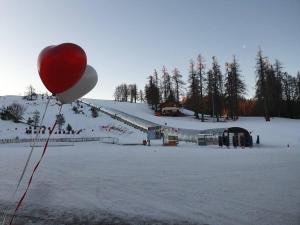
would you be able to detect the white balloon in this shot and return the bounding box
[57,65,98,104]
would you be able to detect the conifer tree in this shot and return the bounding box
[145,75,160,111]
[161,66,173,101]
[273,60,284,116]
[196,54,205,122]
[172,68,185,103]
[187,60,200,119]
[211,56,224,122]
[56,114,65,131]
[225,56,246,120]
[206,69,214,117]
[255,48,270,121]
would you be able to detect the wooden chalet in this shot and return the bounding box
[159,101,181,116]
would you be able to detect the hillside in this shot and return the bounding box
[0,95,145,143]
[0,95,300,225]
[86,98,300,147]
[1,95,300,147]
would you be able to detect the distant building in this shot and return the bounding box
[159,101,181,116]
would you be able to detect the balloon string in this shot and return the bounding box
[1,97,51,225]
[7,104,62,225]
[16,97,51,191]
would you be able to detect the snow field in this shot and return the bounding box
[0,95,300,224]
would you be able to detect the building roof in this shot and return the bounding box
[159,101,181,108]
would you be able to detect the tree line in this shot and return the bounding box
[115,48,300,120]
[113,83,143,103]
[255,48,300,120]
[144,54,246,121]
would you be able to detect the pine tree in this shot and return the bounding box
[273,60,284,116]
[211,56,224,122]
[225,56,246,120]
[290,76,299,118]
[206,69,214,117]
[225,63,234,119]
[56,114,65,131]
[265,64,277,116]
[145,76,154,108]
[196,54,205,122]
[145,75,160,111]
[282,72,298,118]
[153,69,159,87]
[172,68,185,103]
[187,60,200,119]
[255,48,270,121]
[66,123,72,133]
[161,66,173,101]
[153,70,161,104]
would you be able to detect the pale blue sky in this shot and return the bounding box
[0,0,299,99]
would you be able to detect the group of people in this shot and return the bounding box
[24,126,83,135]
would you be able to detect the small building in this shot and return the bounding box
[159,101,181,116]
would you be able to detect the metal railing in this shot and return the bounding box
[0,136,119,144]
[79,100,158,133]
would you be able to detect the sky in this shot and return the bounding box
[0,0,299,100]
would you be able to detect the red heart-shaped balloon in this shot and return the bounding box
[38,43,87,94]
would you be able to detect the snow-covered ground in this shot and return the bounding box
[0,96,300,225]
[0,96,145,143]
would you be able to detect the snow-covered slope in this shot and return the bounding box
[85,98,300,147]
[0,96,145,143]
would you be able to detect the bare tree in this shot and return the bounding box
[6,103,26,122]
[25,85,37,100]
[139,89,144,102]
[114,86,122,101]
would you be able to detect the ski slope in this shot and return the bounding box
[0,96,145,143]
[0,96,300,225]
[85,98,300,147]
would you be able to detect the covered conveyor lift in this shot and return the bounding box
[81,100,252,147]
